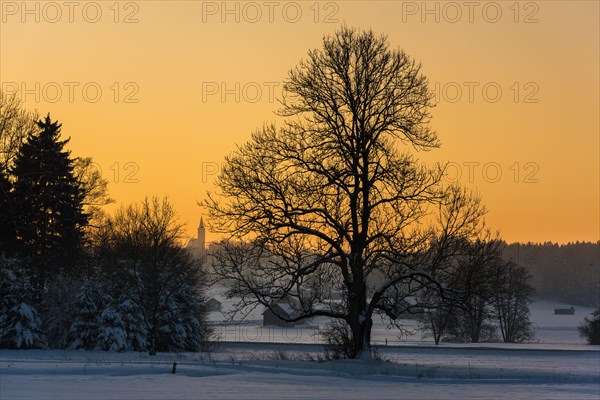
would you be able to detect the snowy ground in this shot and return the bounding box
[208,289,597,347]
[1,345,598,399]
[1,297,598,399]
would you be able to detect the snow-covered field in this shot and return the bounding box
[1,345,599,400]
[208,290,597,347]
[1,298,598,399]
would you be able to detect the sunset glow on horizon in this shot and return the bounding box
[1,1,598,245]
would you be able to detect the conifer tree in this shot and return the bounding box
[11,115,88,295]
[0,256,47,349]
[95,197,208,353]
[115,296,148,351]
[0,170,16,255]
[578,309,600,345]
[66,281,102,350]
[96,303,128,352]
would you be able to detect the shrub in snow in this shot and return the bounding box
[55,280,148,352]
[115,297,147,352]
[66,281,103,349]
[578,309,600,345]
[176,285,206,352]
[322,319,355,359]
[0,257,47,349]
[96,305,127,352]
[478,323,500,343]
[149,286,205,352]
[41,275,81,348]
[153,293,185,352]
[0,302,47,349]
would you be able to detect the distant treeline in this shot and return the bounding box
[502,242,599,308]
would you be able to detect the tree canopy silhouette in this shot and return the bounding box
[11,115,88,295]
[205,27,486,358]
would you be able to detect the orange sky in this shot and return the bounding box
[1,1,598,244]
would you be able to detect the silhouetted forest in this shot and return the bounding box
[503,242,599,308]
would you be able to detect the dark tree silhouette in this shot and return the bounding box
[492,261,535,343]
[448,238,504,343]
[0,92,38,257]
[503,241,599,308]
[205,27,486,358]
[578,309,600,345]
[1,95,112,255]
[11,115,88,295]
[418,236,503,344]
[0,170,16,255]
[0,91,38,176]
[95,197,208,354]
[73,156,114,227]
[0,256,47,349]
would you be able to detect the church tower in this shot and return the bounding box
[197,217,206,253]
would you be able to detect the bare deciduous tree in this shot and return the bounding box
[0,91,38,176]
[73,157,114,227]
[205,27,486,358]
[491,260,535,343]
[447,238,503,343]
[0,92,38,255]
[418,303,456,345]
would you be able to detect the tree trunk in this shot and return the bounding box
[148,322,157,356]
[347,267,372,359]
[350,315,373,359]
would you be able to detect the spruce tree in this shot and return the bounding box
[11,115,88,296]
[66,281,101,349]
[0,256,47,349]
[0,170,17,256]
[96,303,128,352]
[116,296,147,351]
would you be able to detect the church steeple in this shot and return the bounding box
[197,216,205,253]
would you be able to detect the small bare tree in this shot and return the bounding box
[492,261,535,343]
[73,157,114,227]
[205,27,486,358]
[418,304,456,345]
[448,238,503,343]
[417,235,500,344]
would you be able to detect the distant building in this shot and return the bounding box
[206,298,222,312]
[187,216,206,259]
[554,306,575,315]
[263,303,300,327]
